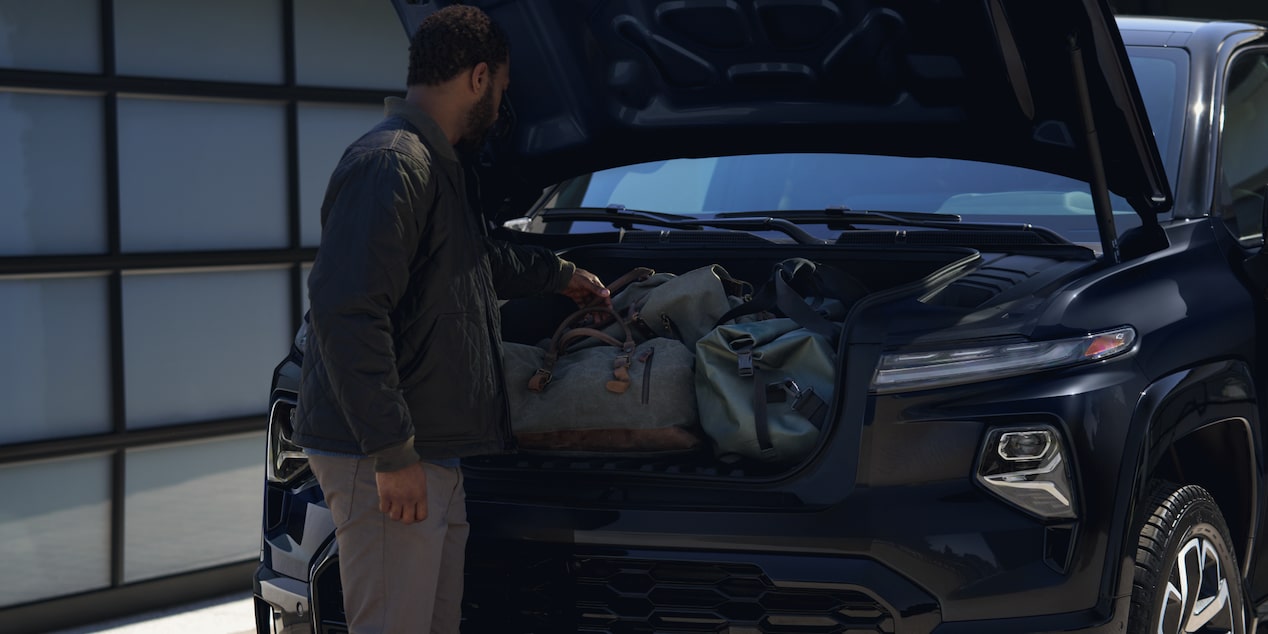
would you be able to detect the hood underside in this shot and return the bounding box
[391,0,1172,216]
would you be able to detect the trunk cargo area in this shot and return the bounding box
[469,240,978,479]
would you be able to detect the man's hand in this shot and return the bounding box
[561,268,612,310]
[376,462,428,524]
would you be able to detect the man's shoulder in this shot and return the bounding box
[345,116,434,169]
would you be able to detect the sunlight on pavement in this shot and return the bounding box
[47,591,254,634]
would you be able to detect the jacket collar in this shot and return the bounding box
[384,97,457,163]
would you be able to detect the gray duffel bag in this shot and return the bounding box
[503,306,701,454]
[590,264,756,349]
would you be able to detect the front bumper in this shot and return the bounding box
[254,568,315,634]
[254,543,1130,634]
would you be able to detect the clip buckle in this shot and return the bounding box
[737,350,754,377]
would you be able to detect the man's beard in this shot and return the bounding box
[456,85,497,157]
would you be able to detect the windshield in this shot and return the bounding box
[543,47,1188,245]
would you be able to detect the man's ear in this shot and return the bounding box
[468,62,490,96]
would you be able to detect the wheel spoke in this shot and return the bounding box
[1186,579,1228,632]
[1160,580,1185,634]
[1182,540,1226,632]
[1164,536,1240,634]
[1179,540,1203,630]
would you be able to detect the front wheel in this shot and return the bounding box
[1128,482,1249,634]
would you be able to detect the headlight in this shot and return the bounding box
[871,326,1136,393]
[976,425,1076,520]
[266,397,309,485]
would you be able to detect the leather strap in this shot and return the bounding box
[558,327,627,350]
[605,267,655,295]
[546,306,629,350]
[528,306,636,393]
[580,267,654,313]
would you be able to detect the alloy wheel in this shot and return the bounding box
[1157,535,1238,634]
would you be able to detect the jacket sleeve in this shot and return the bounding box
[485,238,576,299]
[305,150,428,472]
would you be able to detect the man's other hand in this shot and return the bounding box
[376,463,428,524]
[561,268,612,310]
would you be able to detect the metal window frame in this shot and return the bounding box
[0,0,398,624]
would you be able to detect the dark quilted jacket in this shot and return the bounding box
[293,98,574,472]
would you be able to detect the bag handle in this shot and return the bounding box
[716,259,868,342]
[528,306,637,394]
[578,267,654,315]
[711,264,754,300]
[605,267,655,295]
[547,306,633,352]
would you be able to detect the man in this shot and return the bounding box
[292,6,610,633]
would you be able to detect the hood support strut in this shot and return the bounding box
[1069,37,1120,264]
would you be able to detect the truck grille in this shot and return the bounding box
[463,550,897,633]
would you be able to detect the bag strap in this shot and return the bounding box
[528,306,636,393]
[735,339,827,459]
[752,374,828,461]
[546,306,628,349]
[716,280,778,325]
[580,267,654,314]
[557,327,628,351]
[712,264,754,299]
[606,267,655,294]
[751,367,777,460]
[716,259,869,341]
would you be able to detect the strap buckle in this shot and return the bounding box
[767,378,828,427]
[737,349,754,377]
[765,378,801,402]
[527,368,552,392]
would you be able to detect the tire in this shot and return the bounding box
[1128,481,1249,634]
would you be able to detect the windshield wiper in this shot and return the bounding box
[716,207,962,225]
[716,207,1068,243]
[538,206,828,245]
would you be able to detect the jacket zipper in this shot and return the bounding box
[640,347,655,404]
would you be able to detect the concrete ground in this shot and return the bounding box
[47,591,255,634]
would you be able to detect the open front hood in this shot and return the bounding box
[391,0,1172,216]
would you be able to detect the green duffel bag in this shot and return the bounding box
[592,264,756,349]
[504,306,701,454]
[695,318,835,465]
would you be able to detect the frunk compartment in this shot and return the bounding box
[476,241,977,479]
[500,243,975,347]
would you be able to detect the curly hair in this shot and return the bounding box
[407,6,510,86]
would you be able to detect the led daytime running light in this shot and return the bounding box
[872,326,1135,393]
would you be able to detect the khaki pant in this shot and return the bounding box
[308,454,468,634]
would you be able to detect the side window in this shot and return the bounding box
[1219,51,1268,245]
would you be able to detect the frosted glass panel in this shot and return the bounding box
[0,91,106,255]
[297,102,384,247]
[114,0,282,83]
[294,0,407,90]
[0,0,101,73]
[0,454,111,608]
[124,433,265,583]
[0,276,110,444]
[123,267,291,428]
[118,97,287,252]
